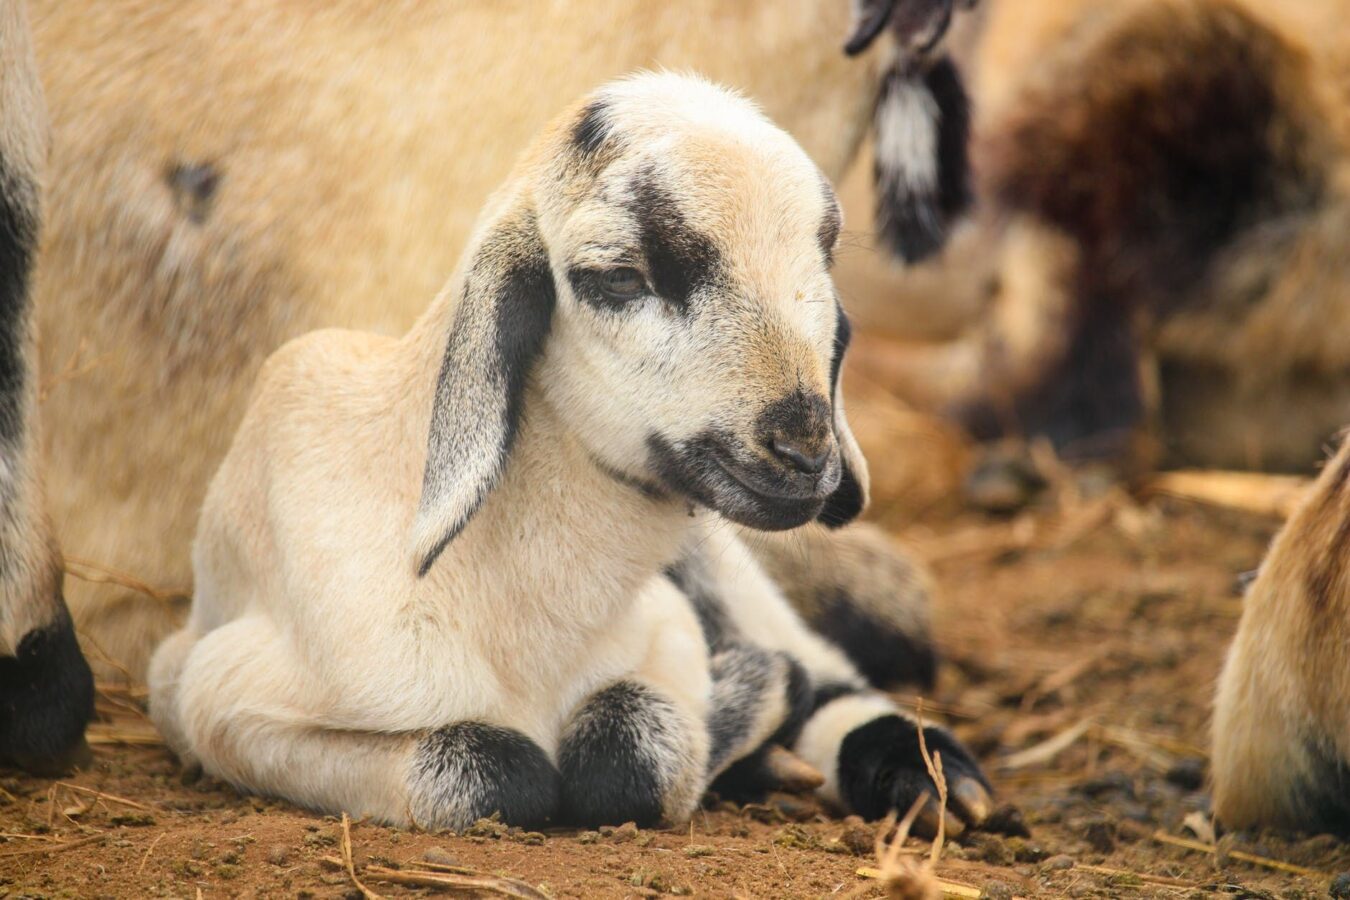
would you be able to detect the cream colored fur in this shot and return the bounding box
[149,73,873,827]
[1213,434,1350,831]
[28,0,918,676]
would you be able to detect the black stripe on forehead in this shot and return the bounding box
[627,168,721,307]
[819,177,843,265]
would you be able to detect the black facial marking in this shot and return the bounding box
[811,588,938,690]
[837,714,990,822]
[754,391,833,462]
[417,216,556,576]
[664,553,739,651]
[647,431,828,531]
[571,99,613,159]
[0,611,96,774]
[167,161,221,225]
[817,307,865,528]
[411,722,559,828]
[818,179,843,265]
[627,170,721,308]
[559,681,684,828]
[0,158,38,448]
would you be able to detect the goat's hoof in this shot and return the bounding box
[837,714,992,836]
[0,615,95,775]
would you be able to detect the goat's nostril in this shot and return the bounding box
[771,439,830,475]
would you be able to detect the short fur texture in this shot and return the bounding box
[148,74,987,829]
[27,0,969,678]
[0,0,93,774]
[1213,434,1350,831]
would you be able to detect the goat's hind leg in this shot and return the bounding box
[150,616,559,829]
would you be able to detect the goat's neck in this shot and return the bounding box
[421,383,693,629]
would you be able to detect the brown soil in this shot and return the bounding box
[4,446,1347,898]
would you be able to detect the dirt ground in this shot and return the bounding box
[3,417,1347,899]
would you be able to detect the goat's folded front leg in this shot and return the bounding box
[556,576,712,828]
[149,615,562,830]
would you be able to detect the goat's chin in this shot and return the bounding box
[711,486,825,531]
[645,432,832,531]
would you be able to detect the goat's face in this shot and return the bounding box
[413,74,868,575]
[536,76,867,532]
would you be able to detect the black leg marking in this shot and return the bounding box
[665,553,739,652]
[708,652,814,804]
[409,723,559,829]
[559,681,687,828]
[0,157,38,446]
[0,610,95,774]
[810,588,937,690]
[837,715,990,823]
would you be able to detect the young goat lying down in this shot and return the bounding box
[148,72,990,830]
[1213,432,1350,832]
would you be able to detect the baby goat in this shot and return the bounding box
[148,73,989,830]
[1213,432,1350,832]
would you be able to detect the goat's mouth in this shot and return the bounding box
[646,432,837,530]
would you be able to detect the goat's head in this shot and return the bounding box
[413,72,869,576]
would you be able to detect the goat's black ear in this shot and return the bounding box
[817,308,869,528]
[873,54,971,265]
[411,208,556,576]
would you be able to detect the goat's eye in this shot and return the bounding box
[598,267,647,301]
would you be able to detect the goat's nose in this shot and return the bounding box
[771,438,831,475]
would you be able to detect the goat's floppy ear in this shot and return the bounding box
[817,308,870,528]
[873,54,971,264]
[411,209,556,576]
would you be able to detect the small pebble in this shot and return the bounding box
[1083,819,1117,854]
[980,880,1015,900]
[422,847,458,866]
[611,821,639,843]
[1042,854,1075,871]
[1329,873,1350,899]
[1164,758,1207,792]
[839,817,873,856]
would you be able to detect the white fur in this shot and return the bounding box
[148,72,865,827]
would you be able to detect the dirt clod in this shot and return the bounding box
[839,817,874,856]
[422,846,457,866]
[980,879,1016,900]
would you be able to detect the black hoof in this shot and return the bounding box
[0,611,95,775]
[838,715,991,835]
